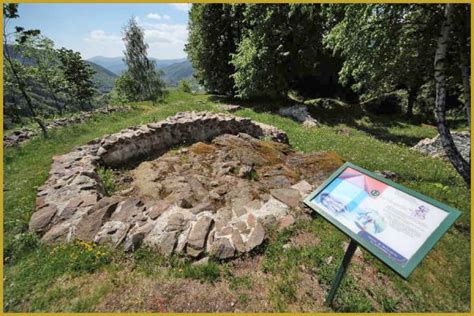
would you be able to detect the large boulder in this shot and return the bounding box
[412,131,470,162]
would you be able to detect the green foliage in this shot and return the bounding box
[111,72,137,104]
[231,4,327,99]
[178,79,192,93]
[4,232,40,263]
[324,5,437,97]
[322,4,468,118]
[3,3,48,134]
[361,92,405,115]
[187,4,341,99]
[21,35,66,114]
[57,48,96,110]
[97,167,117,195]
[186,4,244,96]
[120,17,165,103]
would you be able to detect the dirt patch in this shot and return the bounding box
[290,231,321,248]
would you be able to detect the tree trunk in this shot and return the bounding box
[434,4,470,186]
[406,87,417,119]
[9,92,23,124]
[3,47,48,137]
[459,43,470,130]
[456,4,471,131]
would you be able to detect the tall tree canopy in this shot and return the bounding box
[186,4,244,96]
[3,3,47,136]
[119,17,165,103]
[231,4,327,99]
[324,3,470,185]
[57,48,96,110]
[324,4,444,117]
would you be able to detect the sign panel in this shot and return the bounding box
[304,162,461,279]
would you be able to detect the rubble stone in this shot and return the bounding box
[28,111,343,261]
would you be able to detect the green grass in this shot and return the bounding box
[3,90,470,312]
[97,167,118,195]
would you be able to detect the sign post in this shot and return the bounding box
[325,239,358,305]
[304,162,461,304]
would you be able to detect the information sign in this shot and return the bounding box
[304,162,460,279]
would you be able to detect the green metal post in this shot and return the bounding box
[325,239,358,306]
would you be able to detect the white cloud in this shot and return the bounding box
[147,13,161,20]
[140,22,188,45]
[163,15,171,20]
[81,21,188,60]
[171,3,191,12]
[84,30,121,43]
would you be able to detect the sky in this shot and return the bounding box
[6,3,192,60]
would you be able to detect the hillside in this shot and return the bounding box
[85,61,118,93]
[88,56,188,74]
[160,59,194,86]
[3,90,470,313]
[87,56,193,86]
[5,45,117,93]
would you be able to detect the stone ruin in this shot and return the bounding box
[4,106,130,148]
[29,111,343,259]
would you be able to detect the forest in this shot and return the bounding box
[184,3,470,185]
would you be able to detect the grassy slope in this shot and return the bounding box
[3,90,470,312]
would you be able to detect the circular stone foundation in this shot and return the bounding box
[29,111,343,259]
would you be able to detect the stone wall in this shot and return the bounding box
[30,111,290,251]
[4,107,130,148]
[98,111,288,167]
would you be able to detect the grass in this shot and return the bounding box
[3,90,470,312]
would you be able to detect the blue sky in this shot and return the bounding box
[6,3,191,60]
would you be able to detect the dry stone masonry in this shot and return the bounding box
[4,106,130,148]
[30,111,343,260]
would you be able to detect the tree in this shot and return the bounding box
[324,4,443,118]
[57,48,96,111]
[325,4,470,185]
[3,64,24,125]
[434,4,470,186]
[3,3,47,136]
[452,5,471,129]
[231,4,327,99]
[22,35,65,114]
[121,17,165,103]
[113,71,140,103]
[185,4,244,96]
[179,79,191,93]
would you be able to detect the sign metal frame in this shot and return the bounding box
[304,161,461,279]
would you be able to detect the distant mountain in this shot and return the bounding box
[85,61,118,93]
[87,56,188,75]
[160,60,194,86]
[87,56,126,75]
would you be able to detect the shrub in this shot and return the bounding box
[179,79,192,93]
[4,232,40,262]
[361,92,404,115]
[97,167,117,195]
